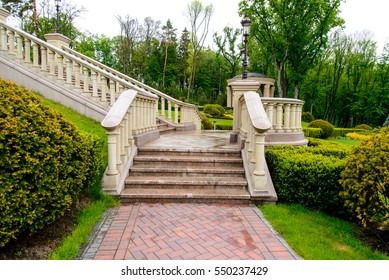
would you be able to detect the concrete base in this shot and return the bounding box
[265,131,308,147]
[134,129,160,147]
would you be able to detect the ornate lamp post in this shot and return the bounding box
[55,0,61,33]
[241,15,252,80]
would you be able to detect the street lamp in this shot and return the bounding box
[241,15,252,80]
[55,0,61,33]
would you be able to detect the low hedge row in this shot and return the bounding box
[266,139,350,215]
[0,79,103,247]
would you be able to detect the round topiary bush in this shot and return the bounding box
[302,112,315,123]
[355,124,373,130]
[340,127,389,230]
[203,104,225,117]
[308,119,334,139]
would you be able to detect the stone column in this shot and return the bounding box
[0,8,10,23]
[264,84,271,97]
[44,33,71,50]
[253,132,267,190]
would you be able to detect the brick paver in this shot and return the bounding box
[81,203,300,260]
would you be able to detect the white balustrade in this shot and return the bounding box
[262,98,304,132]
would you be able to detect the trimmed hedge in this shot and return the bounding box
[303,127,322,138]
[200,112,212,129]
[266,139,350,215]
[203,104,225,117]
[332,128,365,138]
[302,112,314,123]
[0,79,103,247]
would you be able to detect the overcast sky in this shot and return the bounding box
[46,0,388,52]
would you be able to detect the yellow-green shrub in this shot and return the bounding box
[340,127,389,230]
[346,132,372,141]
[303,127,322,138]
[0,79,103,247]
[266,140,350,215]
[308,119,334,139]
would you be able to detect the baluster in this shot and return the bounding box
[106,130,119,177]
[24,37,31,64]
[296,105,303,131]
[160,97,166,118]
[91,71,99,100]
[128,106,134,146]
[174,104,179,124]
[284,104,291,132]
[109,80,116,106]
[167,100,172,121]
[48,50,55,76]
[40,46,47,73]
[266,103,274,131]
[74,63,81,90]
[276,103,283,131]
[83,67,90,95]
[57,54,64,81]
[15,34,23,61]
[65,58,72,85]
[100,76,107,103]
[0,26,7,52]
[253,132,267,190]
[290,104,296,132]
[8,30,15,56]
[32,42,39,67]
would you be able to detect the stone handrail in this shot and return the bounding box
[261,97,304,133]
[238,91,271,193]
[62,46,202,129]
[101,89,158,193]
[0,21,159,109]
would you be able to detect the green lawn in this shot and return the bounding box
[260,204,388,260]
[329,138,359,147]
[209,118,233,126]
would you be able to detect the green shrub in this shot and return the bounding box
[266,140,350,215]
[302,112,314,123]
[200,112,213,129]
[303,127,322,138]
[216,123,233,130]
[0,79,103,247]
[332,128,365,138]
[339,127,389,230]
[355,124,373,130]
[308,119,334,139]
[203,104,225,117]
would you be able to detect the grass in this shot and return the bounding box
[260,204,388,260]
[209,118,233,126]
[329,138,359,147]
[36,93,118,260]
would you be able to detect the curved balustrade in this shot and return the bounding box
[62,46,202,129]
[101,89,158,193]
[261,97,304,133]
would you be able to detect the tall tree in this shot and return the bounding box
[213,26,241,78]
[240,0,343,98]
[185,0,214,101]
[177,28,191,92]
[116,15,139,75]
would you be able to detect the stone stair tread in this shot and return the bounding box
[130,165,245,173]
[120,188,250,199]
[134,155,243,162]
[125,176,247,185]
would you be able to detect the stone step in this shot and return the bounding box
[120,188,251,204]
[125,176,248,190]
[128,165,245,178]
[133,155,243,167]
[137,147,241,157]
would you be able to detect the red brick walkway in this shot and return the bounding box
[83,203,300,260]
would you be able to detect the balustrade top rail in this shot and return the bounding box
[244,92,272,133]
[0,22,159,102]
[62,46,201,114]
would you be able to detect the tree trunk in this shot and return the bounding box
[294,81,299,99]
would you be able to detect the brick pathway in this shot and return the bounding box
[81,203,300,260]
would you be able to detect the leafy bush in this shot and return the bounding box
[0,79,103,247]
[216,123,233,130]
[302,112,314,123]
[308,119,334,139]
[303,127,322,138]
[266,140,350,215]
[340,127,389,230]
[200,112,212,129]
[355,124,373,130]
[203,104,225,117]
[346,132,372,141]
[332,128,365,138]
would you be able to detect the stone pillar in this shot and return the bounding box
[0,8,10,23]
[253,132,267,190]
[264,84,271,97]
[44,33,71,50]
[229,80,260,133]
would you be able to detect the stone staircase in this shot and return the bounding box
[156,118,176,134]
[121,147,251,204]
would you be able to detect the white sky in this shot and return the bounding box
[45,0,388,52]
